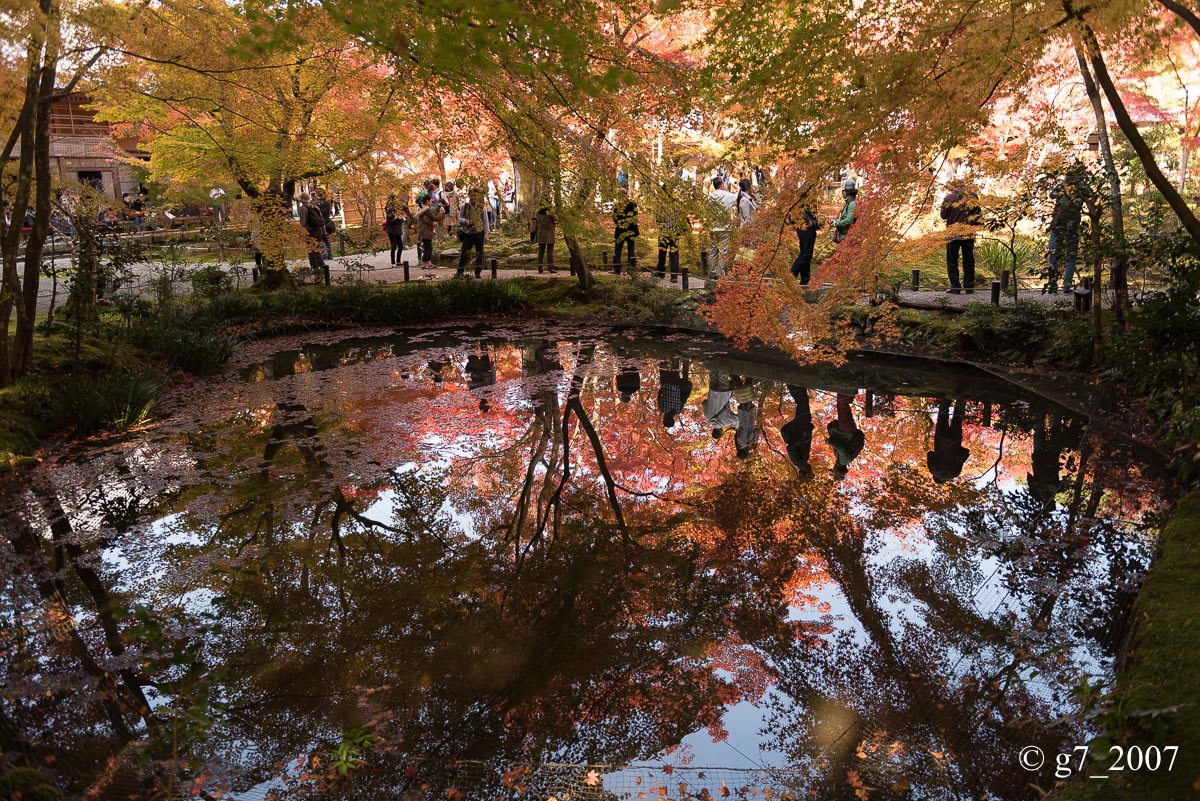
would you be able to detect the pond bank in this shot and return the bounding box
[1047,489,1200,800]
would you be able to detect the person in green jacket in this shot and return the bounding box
[830,178,858,243]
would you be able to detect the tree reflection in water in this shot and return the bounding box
[0,322,1163,801]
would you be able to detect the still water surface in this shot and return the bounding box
[3,321,1163,800]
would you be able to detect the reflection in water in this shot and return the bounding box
[0,322,1164,801]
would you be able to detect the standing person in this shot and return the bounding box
[735,177,758,227]
[706,176,738,278]
[655,182,682,282]
[613,188,639,272]
[702,371,737,440]
[789,193,821,287]
[940,180,981,294]
[830,179,858,244]
[825,392,865,479]
[534,205,558,274]
[781,385,815,479]
[926,399,970,483]
[297,192,330,285]
[414,192,443,269]
[456,186,490,278]
[441,180,459,236]
[1046,168,1088,294]
[316,188,335,260]
[384,193,411,266]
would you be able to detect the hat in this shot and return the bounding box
[843,178,857,191]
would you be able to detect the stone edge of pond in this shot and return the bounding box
[1045,489,1200,801]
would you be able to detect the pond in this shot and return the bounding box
[1,320,1166,801]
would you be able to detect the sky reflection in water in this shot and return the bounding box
[2,321,1165,801]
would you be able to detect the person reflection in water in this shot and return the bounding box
[926,399,970,483]
[465,346,497,412]
[1028,412,1065,505]
[616,363,641,403]
[427,357,450,384]
[781,385,815,479]
[732,376,759,459]
[702,371,737,439]
[657,359,693,429]
[826,392,865,479]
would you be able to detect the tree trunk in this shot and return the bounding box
[0,38,42,387]
[1082,23,1200,249]
[17,44,61,372]
[251,186,298,290]
[564,236,593,290]
[1156,0,1200,39]
[1074,42,1130,327]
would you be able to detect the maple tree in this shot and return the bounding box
[89,1,404,286]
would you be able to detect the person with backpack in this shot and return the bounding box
[534,205,558,274]
[384,193,412,266]
[297,192,330,285]
[789,192,822,286]
[735,177,759,227]
[456,186,490,278]
[413,191,443,269]
[940,179,982,294]
[1046,164,1091,294]
[707,176,738,278]
[613,188,639,272]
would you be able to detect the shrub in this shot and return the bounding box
[189,264,233,297]
[958,300,1050,357]
[133,321,238,376]
[976,235,1041,280]
[49,371,160,435]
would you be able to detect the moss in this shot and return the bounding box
[1048,491,1200,800]
[0,332,147,470]
[516,273,701,326]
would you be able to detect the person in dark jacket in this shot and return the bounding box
[616,364,641,403]
[826,392,865,480]
[940,180,982,294]
[613,189,639,272]
[926,399,970,483]
[789,194,821,286]
[297,193,330,285]
[534,206,558,273]
[384,193,411,265]
[781,385,815,479]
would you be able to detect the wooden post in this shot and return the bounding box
[490,258,498,279]
[991,279,1001,305]
[864,390,874,418]
[602,251,609,272]
[911,268,920,291]
[681,267,689,289]
[402,260,410,282]
[1001,269,1010,290]
[699,249,709,277]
